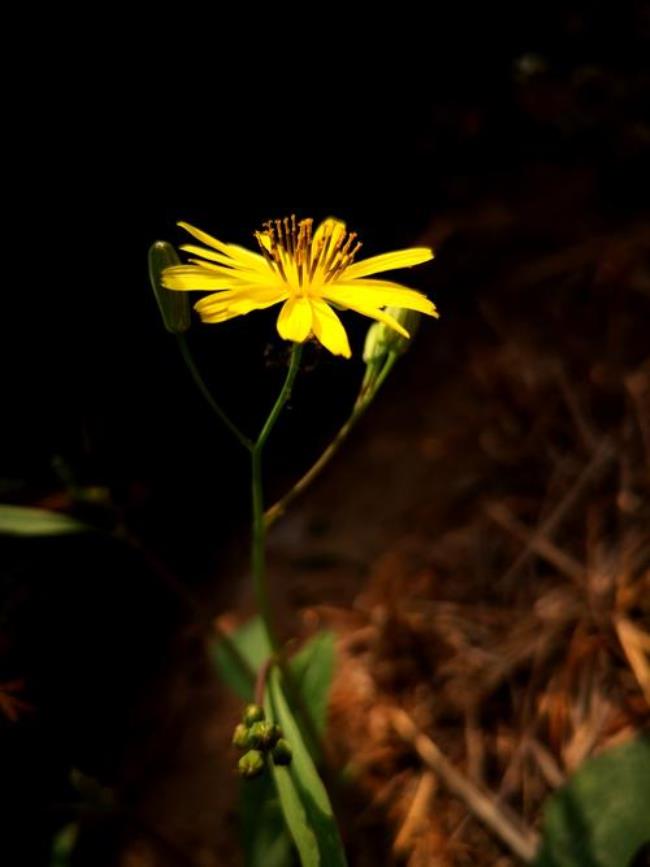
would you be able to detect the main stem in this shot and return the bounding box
[251,343,303,652]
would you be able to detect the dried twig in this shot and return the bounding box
[615,616,650,705]
[389,708,540,863]
[485,502,585,585]
[527,738,566,789]
[392,771,437,857]
[498,439,614,586]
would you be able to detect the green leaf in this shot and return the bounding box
[211,623,340,867]
[240,774,293,867]
[148,241,191,334]
[211,616,270,700]
[270,764,320,867]
[50,823,78,867]
[264,690,321,867]
[269,667,347,867]
[534,735,650,867]
[289,632,335,739]
[0,505,90,536]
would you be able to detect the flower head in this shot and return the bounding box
[163,216,437,358]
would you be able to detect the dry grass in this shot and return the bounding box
[305,246,650,864]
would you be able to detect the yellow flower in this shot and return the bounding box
[162,216,438,358]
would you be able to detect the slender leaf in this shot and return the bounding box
[0,505,90,536]
[264,691,320,867]
[289,632,335,738]
[211,616,270,700]
[269,667,347,867]
[50,824,78,867]
[212,622,340,867]
[240,774,292,867]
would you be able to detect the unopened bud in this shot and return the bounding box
[272,738,293,766]
[248,721,281,750]
[148,241,191,334]
[232,724,250,750]
[238,750,265,779]
[243,704,265,727]
[363,307,421,364]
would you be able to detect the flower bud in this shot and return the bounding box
[148,241,191,334]
[243,704,265,727]
[232,724,250,750]
[363,307,421,364]
[238,750,265,779]
[272,738,293,766]
[248,721,281,750]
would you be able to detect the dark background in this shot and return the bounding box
[2,4,649,864]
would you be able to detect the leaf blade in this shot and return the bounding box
[534,735,650,867]
[269,667,347,867]
[0,505,90,536]
[264,690,320,867]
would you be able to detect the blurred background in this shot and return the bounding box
[3,4,650,865]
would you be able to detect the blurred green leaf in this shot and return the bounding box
[211,617,269,701]
[263,689,321,867]
[269,667,347,867]
[0,505,90,536]
[69,768,114,810]
[534,735,650,867]
[148,241,191,333]
[212,623,340,866]
[50,823,78,867]
[270,763,320,867]
[241,774,293,867]
[289,632,335,740]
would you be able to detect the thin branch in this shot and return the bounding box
[389,708,540,863]
[485,501,585,585]
[498,439,614,587]
[176,334,253,451]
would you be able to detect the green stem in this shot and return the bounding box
[176,334,253,451]
[264,351,399,527]
[251,343,304,651]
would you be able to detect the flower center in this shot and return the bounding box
[254,215,362,296]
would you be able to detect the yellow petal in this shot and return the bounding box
[178,221,268,272]
[184,258,279,287]
[343,247,434,280]
[320,293,411,338]
[195,286,287,315]
[199,306,252,324]
[162,265,236,291]
[178,221,232,255]
[324,281,438,316]
[276,297,313,342]
[197,290,287,323]
[313,217,347,249]
[311,300,351,358]
[180,244,238,268]
[224,243,270,272]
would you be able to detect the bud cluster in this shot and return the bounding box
[232,704,293,779]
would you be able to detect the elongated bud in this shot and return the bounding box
[243,704,265,727]
[238,750,265,779]
[232,724,250,750]
[363,307,421,364]
[272,738,293,766]
[148,241,191,333]
[248,721,281,750]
